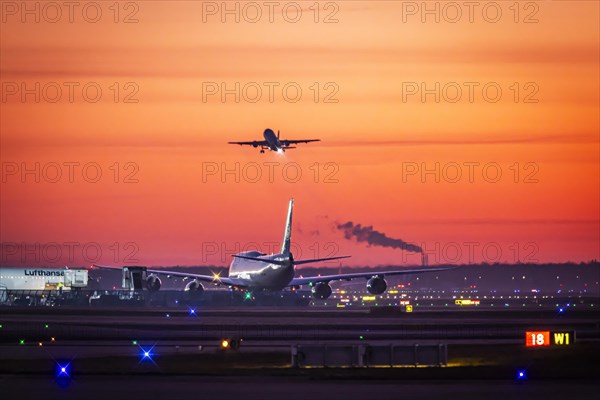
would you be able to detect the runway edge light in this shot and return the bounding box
[220,338,242,351]
[138,345,157,366]
[55,361,72,379]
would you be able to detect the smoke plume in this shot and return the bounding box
[336,221,422,253]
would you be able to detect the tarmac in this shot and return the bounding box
[1,305,598,399]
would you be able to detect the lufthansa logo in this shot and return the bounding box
[24,269,64,277]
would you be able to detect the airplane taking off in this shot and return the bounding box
[228,128,320,153]
[94,199,451,299]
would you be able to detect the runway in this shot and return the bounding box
[2,376,599,400]
[2,307,597,341]
[0,376,597,400]
[1,306,598,358]
[1,305,598,399]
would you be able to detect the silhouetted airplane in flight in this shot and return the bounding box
[228,128,320,153]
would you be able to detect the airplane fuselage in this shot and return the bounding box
[263,128,282,151]
[229,251,294,290]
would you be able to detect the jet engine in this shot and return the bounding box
[146,274,162,291]
[184,279,204,293]
[252,142,259,148]
[311,282,332,299]
[367,276,387,295]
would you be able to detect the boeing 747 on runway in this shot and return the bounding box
[228,128,320,153]
[94,199,450,299]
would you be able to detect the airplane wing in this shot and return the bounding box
[91,264,249,288]
[228,140,268,147]
[288,267,455,287]
[232,254,351,266]
[281,139,320,147]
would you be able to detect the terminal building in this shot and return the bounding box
[0,267,88,291]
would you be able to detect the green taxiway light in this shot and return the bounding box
[44,324,49,329]
[19,339,25,345]
[132,340,138,345]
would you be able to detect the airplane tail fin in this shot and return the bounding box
[281,198,293,256]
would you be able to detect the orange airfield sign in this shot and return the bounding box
[525,331,550,347]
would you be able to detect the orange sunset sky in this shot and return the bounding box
[1,1,598,267]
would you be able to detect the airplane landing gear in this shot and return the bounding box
[260,149,265,153]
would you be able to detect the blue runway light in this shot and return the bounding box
[516,370,527,380]
[55,362,71,378]
[188,307,197,316]
[140,348,153,361]
[54,360,73,388]
[138,345,157,366]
